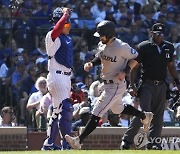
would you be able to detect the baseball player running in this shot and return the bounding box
[42,7,74,150]
[65,20,153,150]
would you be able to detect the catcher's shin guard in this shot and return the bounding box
[43,105,61,146]
[59,98,74,149]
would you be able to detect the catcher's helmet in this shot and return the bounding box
[49,7,71,24]
[94,20,115,38]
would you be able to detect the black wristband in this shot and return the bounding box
[123,65,131,74]
[91,57,101,66]
[174,78,180,85]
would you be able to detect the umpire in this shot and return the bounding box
[121,23,180,150]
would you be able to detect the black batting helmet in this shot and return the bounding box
[94,20,115,38]
[49,7,71,24]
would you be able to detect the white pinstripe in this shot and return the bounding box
[47,70,71,109]
[45,30,71,109]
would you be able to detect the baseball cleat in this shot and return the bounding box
[147,144,162,150]
[141,112,154,132]
[65,135,81,150]
[41,144,61,150]
[120,140,131,150]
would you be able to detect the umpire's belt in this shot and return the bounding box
[103,80,114,84]
[146,80,164,85]
[56,70,71,76]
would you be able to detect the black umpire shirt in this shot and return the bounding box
[135,39,174,81]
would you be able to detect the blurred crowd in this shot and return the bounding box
[0,0,180,130]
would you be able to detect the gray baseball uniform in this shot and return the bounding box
[92,38,138,117]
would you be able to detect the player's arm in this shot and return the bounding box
[123,59,139,75]
[51,8,70,41]
[118,44,139,75]
[84,56,101,72]
[116,59,139,81]
[91,56,101,66]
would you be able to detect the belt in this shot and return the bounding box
[146,80,164,85]
[56,70,71,76]
[103,80,114,84]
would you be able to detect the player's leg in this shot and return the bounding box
[121,104,153,129]
[42,103,61,150]
[42,73,67,150]
[110,87,153,132]
[108,88,149,149]
[65,113,100,149]
[65,83,121,149]
[58,98,74,150]
[79,114,100,142]
[121,84,154,150]
[80,84,124,142]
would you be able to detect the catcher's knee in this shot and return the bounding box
[51,106,61,119]
[59,99,73,136]
[48,103,62,126]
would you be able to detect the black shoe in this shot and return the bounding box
[120,140,131,150]
[151,145,162,150]
[147,144,162,150]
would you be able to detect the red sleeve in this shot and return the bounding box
[51,13,69,41]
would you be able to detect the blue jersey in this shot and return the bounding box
[54,35,73,68]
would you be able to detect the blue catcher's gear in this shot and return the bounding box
[54,35,73,68]
[59,98,74,149]
[42,98,73,150]
[42,143,61,150]
[50,7,71,24]
[42,105,61,150]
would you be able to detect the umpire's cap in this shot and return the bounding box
[152,23,164,33]
[49,7,71,24]
[94,20,115,38]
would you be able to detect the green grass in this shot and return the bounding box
[0,150,180,154]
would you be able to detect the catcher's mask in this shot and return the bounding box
[49,7,71,25]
